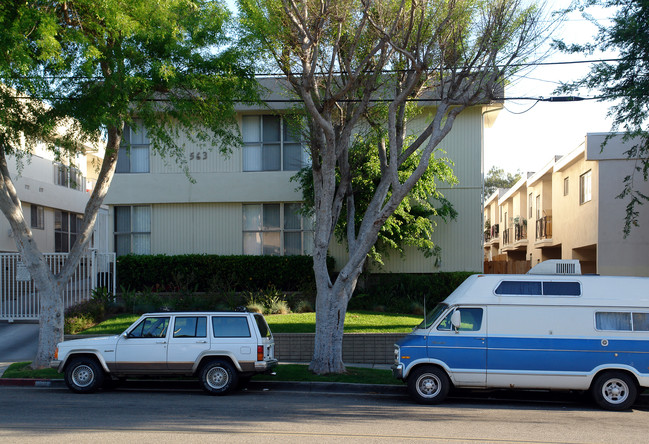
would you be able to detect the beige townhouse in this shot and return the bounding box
[484,133,649,276]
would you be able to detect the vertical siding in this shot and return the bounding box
[150,128,241,174]
[152,203,242,255]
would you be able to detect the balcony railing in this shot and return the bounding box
[515,223,527,241]
[484,231,492,243]
[491,224,499,240]
[503,227,512,246]
[536,216,552,240]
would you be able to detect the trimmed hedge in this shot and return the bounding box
[350,271,476,313]
[116,254,335,292]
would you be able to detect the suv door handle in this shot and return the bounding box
[156,340,167,344]
[196,340,207,344]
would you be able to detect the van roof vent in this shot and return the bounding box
[527,260,581,275]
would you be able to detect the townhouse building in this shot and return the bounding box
[105,79,500,273]
[484,133,649,276]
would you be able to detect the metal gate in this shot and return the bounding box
[0,251,116,321]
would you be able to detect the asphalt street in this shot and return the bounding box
[1,385,648,443]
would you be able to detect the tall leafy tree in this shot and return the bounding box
[556,0,649,235]
[484,166,521,196]
[0,0,258,368]
[239,0,546,373]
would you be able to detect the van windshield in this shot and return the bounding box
[417,303,449,329]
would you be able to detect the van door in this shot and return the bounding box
[428,306,487,386]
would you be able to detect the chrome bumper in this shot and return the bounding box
[392,363,403,380]
[255,358,278,372]
[50,360,62,371]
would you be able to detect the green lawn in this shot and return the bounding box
[2,362,62,379]
[80,311,422,335]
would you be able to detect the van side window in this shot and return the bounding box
[437,308,483,332]
[596,312,630,331]
[542,282,581,296]
[495,281,542,295]
[495,281,581,296]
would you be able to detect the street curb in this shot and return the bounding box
[0,377,404,395]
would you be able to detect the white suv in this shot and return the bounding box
[51,311,277,394]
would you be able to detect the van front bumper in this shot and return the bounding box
[392,363,404,380]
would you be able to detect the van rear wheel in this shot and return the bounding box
[592,371,638,410]
[408,366,450,404]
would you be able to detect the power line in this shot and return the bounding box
[0,57,629,82]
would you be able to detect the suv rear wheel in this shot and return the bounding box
[65,357,105,393]
[200,360,239,395]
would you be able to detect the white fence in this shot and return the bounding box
[0,251,116,321]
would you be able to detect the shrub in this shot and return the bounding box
[294,300,314,313]
[269,299,291,315]
[116,254,335,292]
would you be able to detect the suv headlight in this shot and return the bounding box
[394,345,400,364]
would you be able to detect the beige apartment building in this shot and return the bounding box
[484,133,649,276]
[105,80,501,273]
[0,141,108,254]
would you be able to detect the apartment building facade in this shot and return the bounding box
[484,133,649,276]
[0,143,108,254]
[105,80,499,273]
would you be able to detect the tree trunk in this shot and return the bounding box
[31,279,65,369]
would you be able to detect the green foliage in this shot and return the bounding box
[116,254,334,292]
[64,300,106,334]
[1,0,260,161]
[555,0,649,235]
[349,272,475,313]
[2,362,62,380]
[484,167,522,196]
[293,129,459,265]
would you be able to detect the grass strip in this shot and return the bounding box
[2,362,63,379]
[79,311,421,335]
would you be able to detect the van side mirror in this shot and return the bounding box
[451,311,461,333]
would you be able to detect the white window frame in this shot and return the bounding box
[580,170,592,205]
[242,203,313,256]
[114,205,151,256]
[55,210,83,252]
[241,115,307,172]
[563,177,569,196]
[116,122,150,173]
[31,205,44,230]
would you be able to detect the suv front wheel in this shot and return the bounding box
[200,360,239,395]
[65,357,105,393]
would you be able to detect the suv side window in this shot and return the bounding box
[212,316,251,338]
[173,316,207,338]
[129,317,170,338]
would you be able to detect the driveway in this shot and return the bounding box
[0,322,39,374]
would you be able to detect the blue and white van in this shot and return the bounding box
[392,260,649,410]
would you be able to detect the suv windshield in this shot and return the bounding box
[417,303,448,329]
[254,313,272,338]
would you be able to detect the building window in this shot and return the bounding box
[242,115,307,172]
[114,205,151,256]
[580,170,592,204]
[54,164,85,191]
[116,122,150,173]
[528,193,532,219]
[55,210,82,252]
[536,195,541,220]
[31,205,44,230]
[563,177,569,196]
[243,203,313,256]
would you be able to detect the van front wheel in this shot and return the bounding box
[408,366,450,404]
